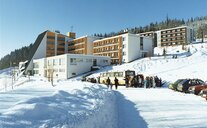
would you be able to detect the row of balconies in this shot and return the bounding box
[68,44,84,50]
[68,49,85,54]
[57,37,65,41]
[94,41,120,47]
[93,37,121,47]
[161,38,185,43]
[57,45,65,48]
[161,41,185,45]
[161,28,186,34]
[161,33,185,38]
[94,52,119,58]
[161,37,185,42]
[161,30,186,35]
[93,48,119,53]
[161,41,186,46]
[93,45,119,52]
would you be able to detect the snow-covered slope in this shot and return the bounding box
[0,42,207,128]
[89,43,207,84]
[0,78,117,128]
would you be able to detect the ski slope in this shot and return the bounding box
[0,42,207,128]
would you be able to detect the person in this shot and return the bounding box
[125,76,129,88]
[138,76,142,87]
[114,77,119,90]
[152,77,156,88]
[150,77,154,88]
[144,77,147,88]
[145,77,150,88]
[97,76,100,83]
[133,77,138,88]
[106,77,111,89]
[159,78,162,87]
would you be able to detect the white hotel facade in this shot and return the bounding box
[33,54,110,79]
[93,33,153,64]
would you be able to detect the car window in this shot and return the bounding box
[198,80,204,84]
[175,79,183,84]
[180,79,188,84]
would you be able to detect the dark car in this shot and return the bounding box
[177,79,204,93]
[168,79,185,90]
[188,84,207,95]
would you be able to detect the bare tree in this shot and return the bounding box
[47,66,54,86]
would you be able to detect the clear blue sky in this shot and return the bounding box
[0,0,207,58]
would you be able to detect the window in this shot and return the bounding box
[123,52,126,55]
[122,37,125,41]
[34,70,39,74]
[109,72,114,77]
[76,58,83,62]
[47,42,55,45]
[53,59,58,65]
[57,37,65,41]
[70,58,83,64]
[86,59,92,62]
[70,58,76,65]
[59,58,65,65]
[54,69,58,72]
[48,60,53,66]
[114,72,119,77]
[59,69,65,72]
[140,37,143,50]
[34,63,39,68]
[72,73,76,75]
[103,60,108,63]
[118,72,123,77]
[47,36,55,39]
[123,44,126,48]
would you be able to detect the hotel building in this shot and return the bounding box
[68,36,101,55]
[156,26,194,47]
[93,33,153,64]
[138,31,157,47]
[33,54,110,79]
[24,30,74,74]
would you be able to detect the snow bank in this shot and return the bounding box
[0,84,117,128]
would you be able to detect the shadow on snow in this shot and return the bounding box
[115,91,148,128]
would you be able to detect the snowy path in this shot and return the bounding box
[116,90,148,128]
[116,88,207,128]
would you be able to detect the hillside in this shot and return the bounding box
[88,42,207,84]
[0,42,207,127]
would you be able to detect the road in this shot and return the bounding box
[116,88,207,128]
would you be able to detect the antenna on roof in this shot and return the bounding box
[70,26,74,32]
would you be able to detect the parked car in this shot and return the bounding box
[199,88,207,100]
[168,79,185,90]
[177,79,204,93]
[188,84,207,95]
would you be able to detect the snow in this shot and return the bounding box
[116,88,207,128]
[0,78,117,128]
[0,42,207,128]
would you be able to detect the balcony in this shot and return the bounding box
[68,42,75,46]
